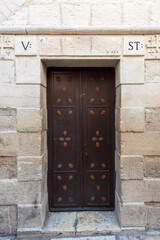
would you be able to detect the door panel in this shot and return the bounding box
[48,68,115,211]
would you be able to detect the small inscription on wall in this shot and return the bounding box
[15,36,37,55]
[124,37,145,55]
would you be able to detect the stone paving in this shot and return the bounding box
[1,232,160,240]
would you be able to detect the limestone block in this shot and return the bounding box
[122,58,144,84]
[0,85,40,108]
[41,193,48,226]
[91,36,121,56]
[15,36,37,56]
[121,180,145,203]
[120,156,143,180]
[42,109,47,131]
[115,108,120,131]
[115,131,121,154]
[16,58,42,84]
[0,61,14,84]
[18,204,42,228]
[145,179,160,202]
[123,37,145,56]
[41,131,47,155]
[18,132,42,156]
[0,108,16,132]
[144,156,160,178]
[146,206,160,229]
[9,205,17,234]
[123,2,150,25]
[151,3,160,25]
[120,108,145,132]
[122,179,160,202]
[0,206,10,234]
[62,36,91,55]
[17,156,42,181]
[41,61,47,87]
[92,3,122,26]
[40,86,47,109]
[0,157,17,179]
[121,132,160,155]
[3,7,28,25]
[122,84,160,108]
[115,61,122,87]
[145,60,160,83]
[17,109,42,132]
[146,108,160,131]
[120,203,146,227]
[0,132,18,157]
[116,86,121,108]
[0,180,41,205]
[39,36,61,56]
[62,4,90,26]
[29,4,60,25]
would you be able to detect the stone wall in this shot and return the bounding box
[0,0,160,26]
[0,33,160,236]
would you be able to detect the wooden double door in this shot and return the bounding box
[48,68,115,211]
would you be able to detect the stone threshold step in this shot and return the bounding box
[41,211,120,238]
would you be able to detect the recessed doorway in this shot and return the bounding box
[47,68,115,211]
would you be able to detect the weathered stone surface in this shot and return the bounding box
[0,108,16,131]
[92,3,122,26]
[0,132,18,156]
[0,157,17,179]
[62,4,90,26]
[42,212,76,237]
[144,156,160,178]
[17,156,42,181]
[122,58,144,83]
[116,86,121,108]
[116,131,121,154]
[121,132,160,155]
[0,61,14,83]
[0,180,41,205]
[91,36,121,56]
[146,108,160,131]
[0,84,40,108]
[123,1,150,25]
[29,4,60,25]
[62,36,91,55]
[18,132,42,156]
[40,86,47,109]
[3,7,27,25]
[18,204,42,228]
[39,36,61,56]
[17,108,42,132]
[115,108,120,131]
[120,108,145,132]
[76,211,120,236]
[146,206,160,229]
[16,57,42,84]
[121,203,146,227]
[0,206,10,234]
[115,61,122,87]
[9,205,17,234]
[15,36,37,56]
[122,84,160,108]
[145,60,160,83]
[120,156,143,180]
[122,179,160,202]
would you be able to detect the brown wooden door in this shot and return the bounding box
[48,68,115,211]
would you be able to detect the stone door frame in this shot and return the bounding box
[40,57,121,223]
